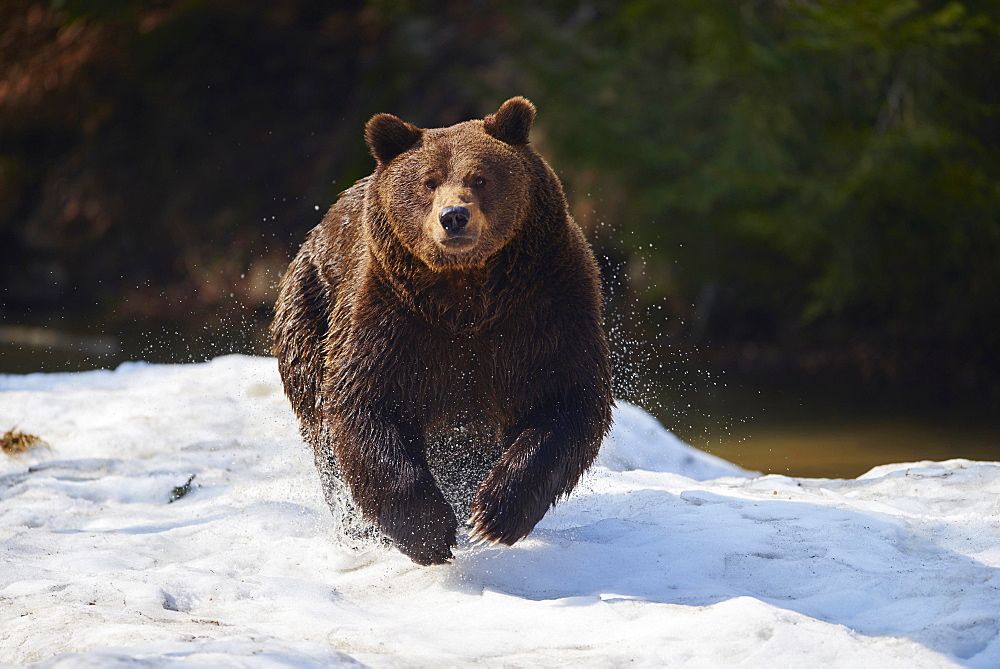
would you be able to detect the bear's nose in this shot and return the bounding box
[439,206,470,233]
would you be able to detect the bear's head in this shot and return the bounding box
[364,97,540,271]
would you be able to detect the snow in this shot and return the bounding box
[1,355,998,667]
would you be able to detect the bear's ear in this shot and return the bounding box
[483,96,536,146]
[365,113,423,164]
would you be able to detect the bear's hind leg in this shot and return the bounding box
[271,249,331,428]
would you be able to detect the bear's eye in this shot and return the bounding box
[424,178,438,191]
[471,176,486,188]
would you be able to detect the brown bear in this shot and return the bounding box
[271,97,613,565]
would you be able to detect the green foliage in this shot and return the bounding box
[2,0,998,394]
[506,0,1000,364]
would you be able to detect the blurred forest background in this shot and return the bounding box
[2,0,998,473]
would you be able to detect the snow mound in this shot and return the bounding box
[1,355,998,667]
[599,400,750,479]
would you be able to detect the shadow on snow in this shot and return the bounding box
[451,485,1000,665]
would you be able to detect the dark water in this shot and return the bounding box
[1,315,997,479]
[651,371,1000,479]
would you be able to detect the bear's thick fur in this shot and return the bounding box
[272,97,613,565]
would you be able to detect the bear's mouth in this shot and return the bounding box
[438,234,478,250]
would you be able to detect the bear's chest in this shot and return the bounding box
[387,317,553,428]
[344,273,563,430]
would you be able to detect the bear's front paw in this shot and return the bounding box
[379,482,458,566]
[395,519,457,566]
[468,468,550,546]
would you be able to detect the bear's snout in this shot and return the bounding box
[439,206,470,233]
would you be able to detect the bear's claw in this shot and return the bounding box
[466,518,504,547]
[467,503,531,547]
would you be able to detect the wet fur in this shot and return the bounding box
[272,98,613,565]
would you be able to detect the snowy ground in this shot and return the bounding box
[1,355,998,667]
